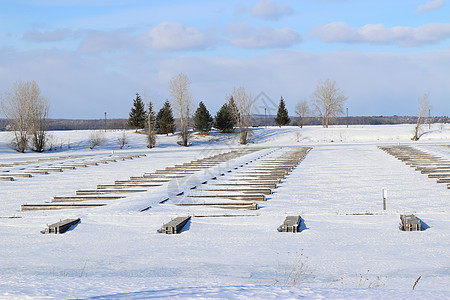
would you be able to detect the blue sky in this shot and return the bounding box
[1,0,449,119]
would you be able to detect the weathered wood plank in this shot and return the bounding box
[97,184,162,189]
[76,189,147,195]
[52,196,125,202]
[175,202,259,210]
[21,203,106,211]
[187,194,266,201]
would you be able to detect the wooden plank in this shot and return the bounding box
[76,189,147,195]
[44,218,80,234]
[202,188,272,195]
[187,194,266,201]
[21,203,106,211]
[209,183,277,189]
[175,202,259,210]
[436,178,450,183]
[124,178,170,183]
[0,176,14,181]
[0,173,32,178]
[52,196,125,202]
[428,173,450,178]
[97,184,162,189]
[27,170,50,174]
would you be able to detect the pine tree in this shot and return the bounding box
[147,101,156,148]
[274,96,290,127]
[128,93,147,131]
[193,101,213,133]
[214,103,235,133]
[157,100,175,135]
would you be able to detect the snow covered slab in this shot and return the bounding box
[1,126,450,298]
[21,203,106,211]
[43,218,80,234]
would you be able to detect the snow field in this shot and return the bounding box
[0,125,449,299]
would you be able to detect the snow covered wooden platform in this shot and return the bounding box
[21,203,106,211]
[160,216,191,234]
[400,214,422,231]
[76,189,147,195]
[175,202,259,210]
[278,215,302,233]
[43,218,80,234]
[51,196,126,202]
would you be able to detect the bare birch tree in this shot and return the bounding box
[169,73,192,146]
[295,100,310,128]
[412,93,431,141]
[311,79,347,128]
[228,86,253,144]
[1,80,49,152]
[147,101,156,148]
[29,87,49,152]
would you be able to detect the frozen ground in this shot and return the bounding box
[0,124,449,299]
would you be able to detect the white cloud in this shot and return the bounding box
[311,22,450,46]
[23,29,73,42]
[228,22,301,49]
[251,0,294,20]
[2,46,449,118]
[77,29,135,53]
[142,22,216,52]
[416,0,445,13]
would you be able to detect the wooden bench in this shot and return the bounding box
[160,216,191,234]
[400,214,421,231]
[278,215,302,232]
[44,218,80,234]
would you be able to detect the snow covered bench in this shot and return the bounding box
[400,214,421,231]
[43,218,80,234]
[160,216,191,234]
[278,216,302,233]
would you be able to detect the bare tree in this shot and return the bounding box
[147,101,156,148]
[88,131,106,149]
[295,100,310,128]
[169,73,192,146]
[228,86,253,144]
[311,79,347,128]
[1,80,49,152]
[117,131,128,149]
[29,87,49,152]
[412,93,431,141]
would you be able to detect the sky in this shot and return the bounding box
[0,0,449,119]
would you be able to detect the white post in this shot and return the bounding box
[382,187,387,210]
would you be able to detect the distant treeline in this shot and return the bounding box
[1,115,449,131]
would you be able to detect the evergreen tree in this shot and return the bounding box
[128,93,147,131]
[228,95,240,124]
[193,101,213,133]
[147,101,156,148]
[157,100,175,135]
[274,96,290,127]
[214,103,235,133]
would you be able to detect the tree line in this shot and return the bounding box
[1,76,440,152]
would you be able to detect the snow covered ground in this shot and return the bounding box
[1,124,449,299]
